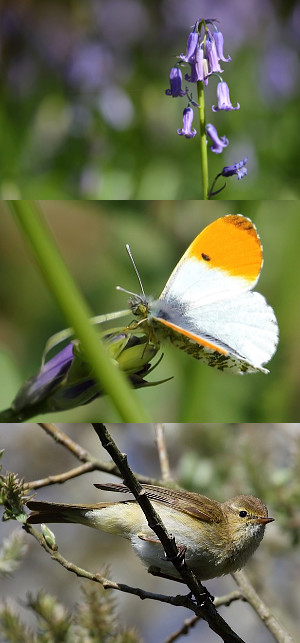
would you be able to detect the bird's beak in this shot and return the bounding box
[256,516,274,524]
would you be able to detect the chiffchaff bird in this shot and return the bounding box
[26,483,274,581]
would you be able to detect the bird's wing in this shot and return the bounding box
[94,483,223,523]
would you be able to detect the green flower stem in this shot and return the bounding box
[197,80,209,200]
[7,201,151,422]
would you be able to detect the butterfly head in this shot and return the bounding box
[128,293,153,320]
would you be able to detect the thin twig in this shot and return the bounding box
[24,423,158,489]
[232,570,294,643]
[26,462,95,489]
[163,592,243,643]
[23,522,194,608]
[214,591,245,609]
[91,423,245,643]
[164,615,199,643]
[154,424,172,481]
[38,423,96,462]
[24,521,243,619]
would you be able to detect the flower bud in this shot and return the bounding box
[41,523,58,551]
[8,327,161,420]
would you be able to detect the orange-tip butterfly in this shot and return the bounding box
[118,215,279,374]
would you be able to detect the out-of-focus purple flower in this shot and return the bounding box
[212,81,240,111]
[185,47,209,85]
[165,67,186,97]
[213,31,231,62]
[6,330,160,420]
[205,37,223,73]
[27,344,75,401]
[260,45,298,99]
[11,342,89,411]
[177,107,197,139]
[180,31,199,62]
[206,123,229,153]
[222,157,248,179]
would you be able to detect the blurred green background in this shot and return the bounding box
[1,0,299,200]
[0,201,299,422]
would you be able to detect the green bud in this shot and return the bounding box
[41,523,58,550]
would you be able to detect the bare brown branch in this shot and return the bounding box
[38,423,93,462]
[26,462,95,489]
[232,570,294,643]
[164,614,199,643]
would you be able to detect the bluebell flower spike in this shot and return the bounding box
[164,16,243,198]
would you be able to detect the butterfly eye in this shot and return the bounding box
[239,510,247,518]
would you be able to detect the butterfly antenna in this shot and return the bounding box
[125,243,146,296]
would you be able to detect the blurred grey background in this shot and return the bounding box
[1,422,299,642]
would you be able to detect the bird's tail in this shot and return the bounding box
[26,500,110,526]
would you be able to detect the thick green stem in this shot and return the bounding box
[197,80,209,200]
[7,201,151,422]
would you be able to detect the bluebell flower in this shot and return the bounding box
[180,31,199,62]
[212,81,240,111]
[177,107,197,138]
[185,46,209,85]
[208,157,248,196]
[165,67,186,97]
[222,157,248,179]
[206,123,229,153]
[205,36,223,74]
[213,31,231,62]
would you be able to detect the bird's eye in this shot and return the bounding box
[239,510,247,518]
